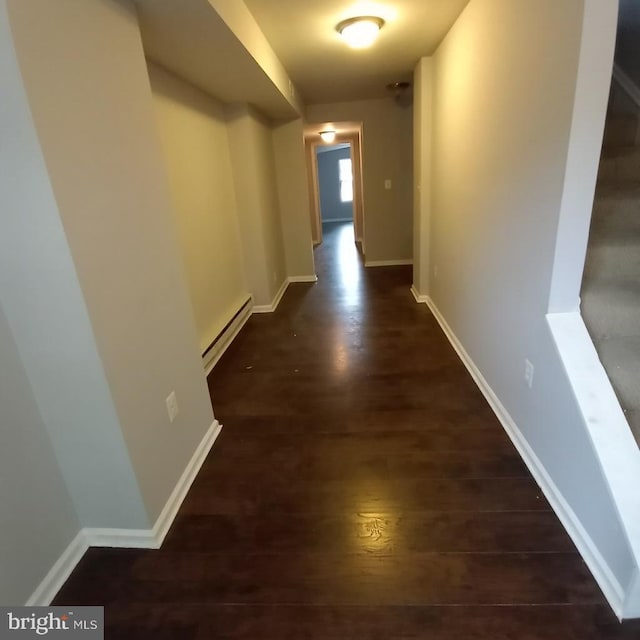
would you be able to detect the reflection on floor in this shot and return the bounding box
[328,222,360,295]
[53,221,640,638]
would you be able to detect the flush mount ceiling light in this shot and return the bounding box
[336,16,385,49]
[319,130,337,143]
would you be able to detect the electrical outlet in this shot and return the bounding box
[524,359,534,389]
[166,391,179,423]
[384,179,392,190]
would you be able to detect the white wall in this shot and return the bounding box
[226,105,288,306]
[1,0,149,531]
[272,119,316,278]
[0,305,80,605]
[306,98,413,264]
[423,0,638,615]
[148,62,250,353]
[6,0,215,525]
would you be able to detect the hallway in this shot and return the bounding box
[53,222,640,638]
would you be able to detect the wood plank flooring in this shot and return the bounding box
[54,222,640,638]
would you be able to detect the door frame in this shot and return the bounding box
[305,127,365,253]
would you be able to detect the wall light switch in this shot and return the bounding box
[384,179,392,190]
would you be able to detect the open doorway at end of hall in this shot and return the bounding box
[316,143,354,235]
[305,126,365,255]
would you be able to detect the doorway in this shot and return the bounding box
[316,142,354,229]
[305,125,365,253]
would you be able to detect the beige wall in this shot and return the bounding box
[306,98,413,264]
[425,0,635,605]
[226,105,287,305]
[7,0,215,524]
[272,119,316,278]
[148,62,250,352]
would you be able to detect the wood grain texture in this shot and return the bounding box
[53,223,640,637]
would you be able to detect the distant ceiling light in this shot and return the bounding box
[319,130,337,143]
[336,16,385,49]
[386,81,411,96]
[386,81,412,107]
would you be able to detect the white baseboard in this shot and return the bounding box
[204,277,316,371]
[150,419,222,547]
[423,295,626,620]
[203,301,252,375]
[252,276,318,313]
[365,259,413,267]
[84,527,157,549]
[323,217,353,223]
[25,531,89,606]
[410,285,429,304]
[252,279,289,313]
[26,420,222,605]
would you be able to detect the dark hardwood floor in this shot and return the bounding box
[54,222,640,638]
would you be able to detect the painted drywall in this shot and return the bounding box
[305,138,323,244]
[207,0,302,113]
[427,0,636,607]
[148,62,250,353]
[349,133,366,243]
[412,57,434,296]
[7,0,215,524]
[0,305,80,605]
[226,105,287,306]
[617,0,640,90]
[316,146,354,222]
[547,0,640,618]
[136,0,298,121]
[272,119,316,278]
[306,98,413,263]
[1,0,148,531]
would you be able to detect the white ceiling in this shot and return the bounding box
[134,0,299,119]
[243,0,470,104]
[134,0,470,115]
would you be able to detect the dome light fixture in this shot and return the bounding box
[319,130,337,143]
[336,16,385,49]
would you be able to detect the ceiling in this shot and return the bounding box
[133,0,470,115]
[243,0,470,104]
[134,0,299,119]
[303,120,362,143]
